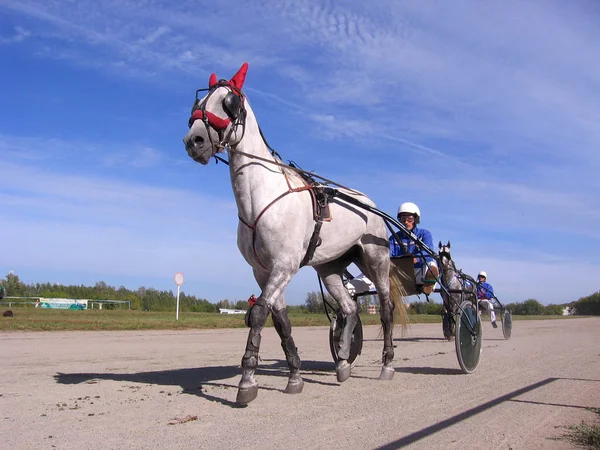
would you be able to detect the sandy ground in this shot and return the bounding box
[1,317,599,450]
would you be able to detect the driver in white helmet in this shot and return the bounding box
[477,271,497,328]
[390,202,439,295]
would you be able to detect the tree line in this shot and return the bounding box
[1,273,238,313]
[2,273,598,316]
[302,291,600,316]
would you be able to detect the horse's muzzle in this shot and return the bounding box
[183,134,213,165]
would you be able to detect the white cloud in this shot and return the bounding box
[2,0,599,305]
[0,26,31,44]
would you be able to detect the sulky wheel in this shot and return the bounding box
[501,309,512,340]
[455,300,482,374]
[329,311,363,368]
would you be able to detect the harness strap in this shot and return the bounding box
[238,182,315,270]
[300,187,332,267]
[224,147,365,196]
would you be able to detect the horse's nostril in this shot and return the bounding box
[193,135,204,146]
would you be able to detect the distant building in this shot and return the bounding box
[218,308,246,315]
[367,304,378,315]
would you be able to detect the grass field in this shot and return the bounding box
[0,307,582,332]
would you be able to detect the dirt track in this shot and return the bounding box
[1,318,599,449]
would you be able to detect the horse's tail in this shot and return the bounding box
[389,263,409,335]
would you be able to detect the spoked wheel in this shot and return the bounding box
[501,309,512,340]
[455,300,482,374]
[329,311,363,368]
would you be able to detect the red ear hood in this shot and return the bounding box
[209,73,218,88]
[229,62,249,90]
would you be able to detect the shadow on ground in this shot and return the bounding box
[55,359,338,408]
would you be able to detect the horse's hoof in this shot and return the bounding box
[379,367,395,380]
[336,360,351,383]
[236,384,259,405]
[284,378,304,394]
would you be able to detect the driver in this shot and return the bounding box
[389,202,439,295]
[477,271,497,328]
[345,202,439,296]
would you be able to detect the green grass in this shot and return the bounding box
[0,306,584,332]
[563,408,600,449]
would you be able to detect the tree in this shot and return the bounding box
[508,299,544,315]
[543,304,564,315]
[216,299,233,310]
[304,291,326,313]
[2,272,28,297]
[234,300,249,310]
[572,291,600,315]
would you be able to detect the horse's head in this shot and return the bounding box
[183,62,249,165]
[438,241,453,267]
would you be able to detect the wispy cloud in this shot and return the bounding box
[1,0,599,304]
[0,25,31,44]
[0,150,254,300]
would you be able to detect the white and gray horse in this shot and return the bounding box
[183,63,408,404]
[438,241,477,340]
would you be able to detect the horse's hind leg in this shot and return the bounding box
[314,261,358,383]
[237,266,302,404]
[355,248,398,381]
[441,294,456,341]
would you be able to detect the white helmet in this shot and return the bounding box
[478,271,487,279]
[398,202,421,224]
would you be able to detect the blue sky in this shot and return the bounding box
[1,0,599,306]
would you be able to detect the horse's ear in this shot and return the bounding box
[438,241,442,249]
[230,62,249,89]
[447,241,451,248]
[209,73,218,88]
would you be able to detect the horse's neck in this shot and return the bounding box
[228,104,294,221]
[442,259,458,285]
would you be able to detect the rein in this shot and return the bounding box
[218,145,364,195]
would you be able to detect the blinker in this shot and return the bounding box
[223,92,241,119]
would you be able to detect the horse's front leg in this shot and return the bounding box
[237,296,270,405]
[236,266,299,405]
[271,305,303,394]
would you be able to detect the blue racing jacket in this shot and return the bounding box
[477,282,494,300]
[389,227,435,268]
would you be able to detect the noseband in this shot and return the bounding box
[188,80,247,153]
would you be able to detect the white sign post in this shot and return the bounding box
[174,272,184,321]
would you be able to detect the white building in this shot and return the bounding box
[218,308,246,315]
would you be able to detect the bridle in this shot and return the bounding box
[439,248,457,276]
[439,247,452,264]
[188,79,248,157]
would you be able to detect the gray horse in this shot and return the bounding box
[183,63,408,404]
[438,241,477,340]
